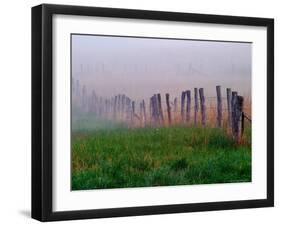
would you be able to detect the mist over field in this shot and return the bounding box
[71,34,252,101]
[71,34,252,190]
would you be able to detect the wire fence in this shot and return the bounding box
[72,80,251,142]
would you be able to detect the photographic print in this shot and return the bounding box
[71,34,252,190]
[32,4,273,221]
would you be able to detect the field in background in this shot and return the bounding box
[72,115,251,190]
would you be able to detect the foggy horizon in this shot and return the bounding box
[71,34,252,101]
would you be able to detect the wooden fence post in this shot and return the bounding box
[166,93,172,125]
[142,99,147,126]
[199,88,206,126]
[181,91,186,122]
[125,97,131,123]
[231,91,237,134]
[194,88,199,125]
[153,94,159,125]
[231,93,244,142]
[241,112,245,137]
[236,96,244,140]
[231,91,237,139]
[216,85,222,127]
[149,97,153,125]
[157,93,164,124]
[185,90,191,123]
[140,102,143,125]
[226,88,232,128]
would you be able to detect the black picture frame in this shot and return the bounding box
[32,3,274,222]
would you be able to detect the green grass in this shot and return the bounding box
[72,122,251,190]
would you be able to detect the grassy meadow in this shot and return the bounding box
[71,115,251,190]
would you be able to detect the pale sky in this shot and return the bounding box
[71,34,252,101]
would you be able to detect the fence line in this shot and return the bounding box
[72,79,250,142]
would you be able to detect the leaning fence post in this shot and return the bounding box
[166,93,172,125]
[181,91,186,122]
[216,85,222,127]
[199,88,206,126]
[226,88,232,128]
[185,90,191,123]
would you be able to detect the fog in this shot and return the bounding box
[72,34,251,101]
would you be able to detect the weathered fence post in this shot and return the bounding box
[149,97,153,125]
[157,93,164,124]
[140,102,143,126]
[142,99,147,126]
[231,91,237,133]
[226,88,232,128]
[185,90,191,123]
[231,93,244,142]
[181,91,186,122]
[152,94,159,125]
[165,93,172,125]
[125,97,131,123]
[236,96,244,140]
[194,88,199,126]
[241,112,245,137]
[199,88,206,126]
[216,85,222,127]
